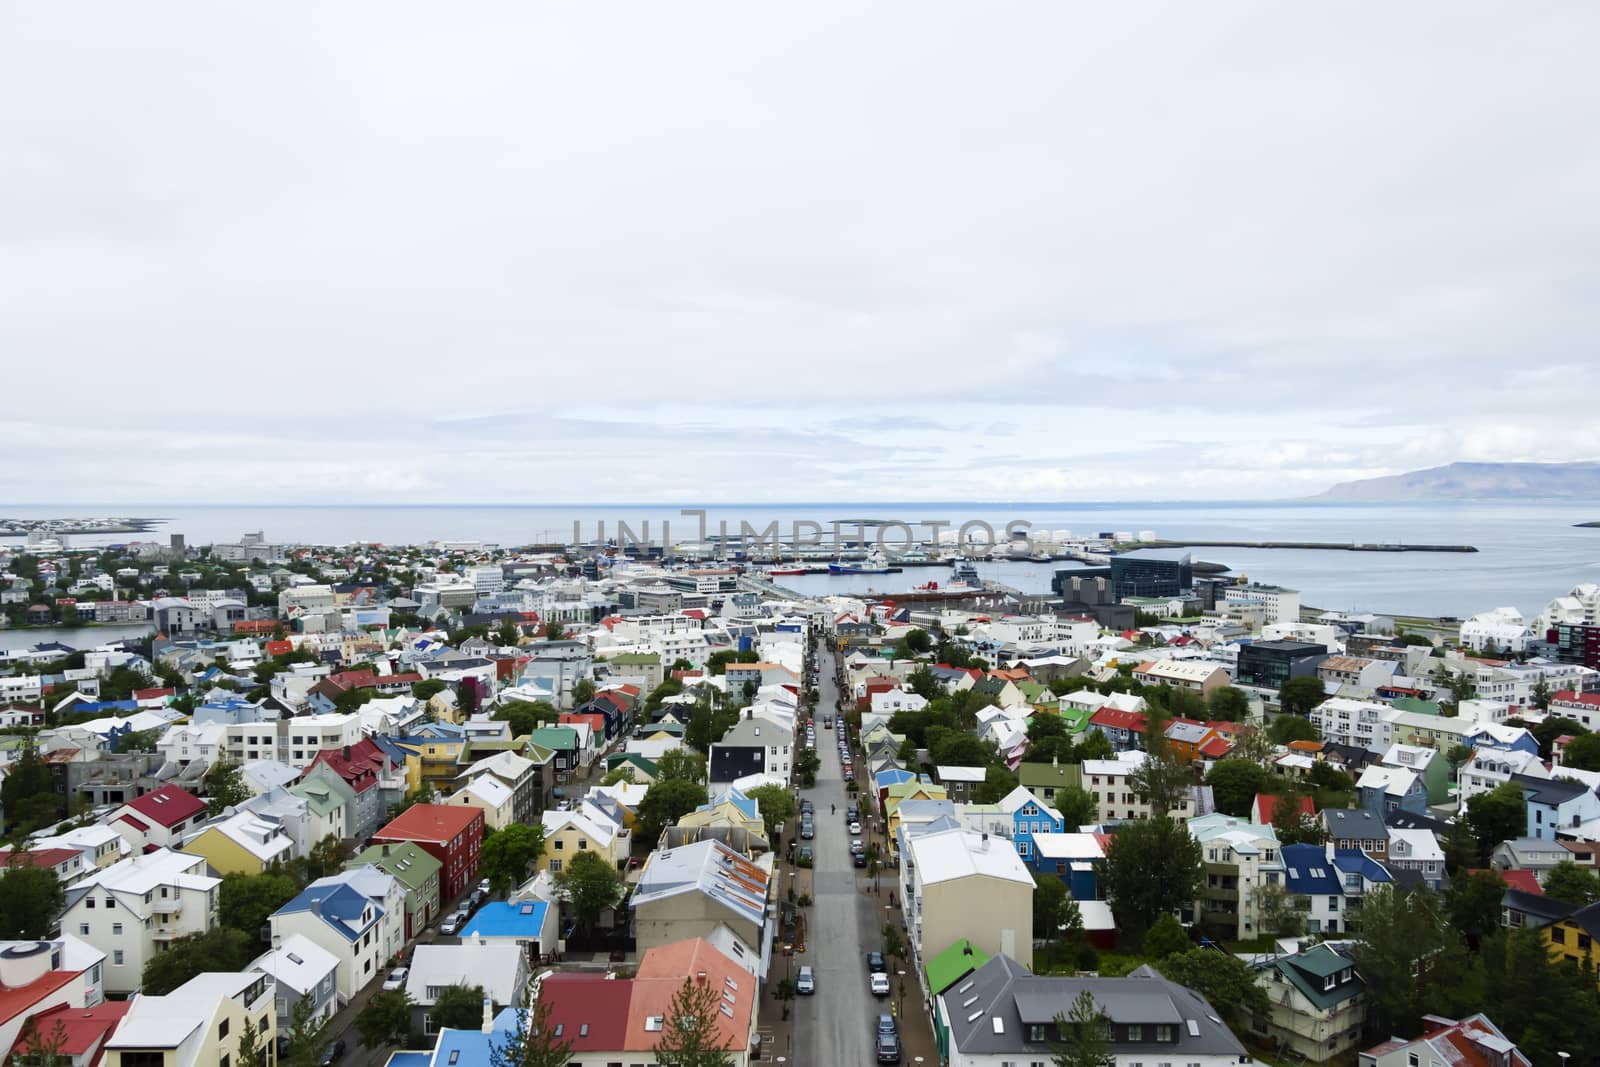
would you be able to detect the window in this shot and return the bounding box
[86,898,95,909]
[1408,1055,1419,1067]
[1552,927,1567,944]
[114,950,124,965]
[554,839,565,851]
[1128,1025,1143,1041]
[1155,1025,1174,1042]
[550,859,563,873]
[79,924,89,936]
[219,1018,230,1038]
[113,923,123,935]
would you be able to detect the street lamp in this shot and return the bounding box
[897,968,907,1015]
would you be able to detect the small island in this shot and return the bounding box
[1576,521,1600,528]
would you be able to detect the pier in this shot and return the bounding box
[1116,539,1477,553]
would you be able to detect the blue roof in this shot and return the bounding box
[1281,844,1340,894]
[428,1007,520,1066]
[875,768,916,789]
[1331,848,1392,882]
[462,901,550,938]
[383,1054,434,1067]
[275,883,382,942]
[700,787,758,821]
[370,735,409,764]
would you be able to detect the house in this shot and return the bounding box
[1133,659,1229,694]
[1321,808,1390,862]
[451,749,544,826]
[60,849,220,996]
[707,745,767,792]
[181,809,296,874]
[0,846,87,887]
[1457,748,1548,814]
[1491,836,1573,875]
[678,787,765,841]
[538,804,628,875]
[248,933,341,1032]
[1359,1013,1530,1067]
[1377,743,1450,805]
[349,840,444,940]
[1087,706,1148,751]
[1512,772,1600,840]
[99,970,276,1067]
[302,737,400,842]
[1542,900,1600,980]
[446,774,516,830]
[716,712,794,780]
[0,935,110,1059]
[1082,751,1205,823]
[459,901,559,962]
[995,786,1064,864]
[1188,813,1283,941]
[6,1000,129,1067]
[106,784,207,852]
[630,838,771,967]
[1029,832,1106,899]
[1251,942,1366,1063]
[404,942,528,1036]
[287,773,353,845]
[1386,828,1446,891]
[25,825,127,878]
[1356,765,1429,817]
[1016,759,1085,808]
[371,803,485,901]
[935,955,1247,1067]
[1281,844,1347,935]
[268,879,386,1004]
[935,765,989,803]
[900,826,1034,968]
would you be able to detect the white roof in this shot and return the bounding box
[1357,765,1420,797]
[1136,660,1225,682]
[404,943,526,1006]
[249,933,339,996]
[937,766,988,783]
[196,810,295,863]
[456,749,536,783]
[905,826,1033,887]
[75,848,218,901]
[1388,828,1445,864]
[541,808,618,847]
[457,777,515,810]
[1030,832,1106,860]
[106,970,262,1052]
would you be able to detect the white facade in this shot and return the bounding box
[1459,607,1535,653]
[62,849,220,996]
[1457,749,1549,813]
[224,713,363,767]
[1225,584,1301,625]
[1311,697,1397,752]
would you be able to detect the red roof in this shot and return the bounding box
[540,973,632,1051]
[1484,868,1543,896]
[1,847,77,870]
[132,687,175,701]
[1553,690,1600,707]
[1198,736,1233,758]
[10,1000,131,1054]
[124,784,205,829]
[232,619,277,634]
[373,803,482,845]
[326,670,379,691]
[0,970,79,1026]
[377,672,422,685]
[1254,793,1316,824]
[265,640,294,656]
[560,712,606,735]
[1088,707,1147,732]
[305,737,389,793]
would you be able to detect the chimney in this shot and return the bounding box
[1051,754,1058,770]
[696,970,708,984]
[382,844,390,857]
[343,745,352,761]
[481,997,495,1033]
[980,832,989,851]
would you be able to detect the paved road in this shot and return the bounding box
[790,640,894,1067]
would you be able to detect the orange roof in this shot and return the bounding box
[373,802,482,844]
[0,970,78,1025]
[11,1000,131,1055]
[1286,739,1324,752]
[625,938,755,1052]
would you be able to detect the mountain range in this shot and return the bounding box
[1313,461,1600,501]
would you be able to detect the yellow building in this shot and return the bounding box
[183,811,295,875]
[1544,902,1600,980]
[538,806,628,874]
[885,781,949,843]
[102,970,276,1067]
[394,736,468,793]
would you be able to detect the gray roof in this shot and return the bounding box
[941,955,1246,1059]
[1322,807,1390,840]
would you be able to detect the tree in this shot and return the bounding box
[655,747,707,784]
[491,974,574,1067]
[1,738,57,833]
[1530,716,1587,758]
[1231,726,1277,766]
[1467,781,1527,852]
[1053,786,1097,832]
[236,1015,264,1067]
[142,927,255,994]
[1205,686,1250,723]
[1142,913,1190,958]
[572,678,596,706]
[1541,859,1600,905]
[556,851,623,934]
[1447,869,1508,941]
[1277,676,1327,716]
[637,779,710,843]
[1350,886,1468,1039]
[931,731,995,768]
[494,699,559,738]
[281,993,334,1067]
[204,759,251,815]
[1033,872,1071,940]
[1072,731,1114,762]
[1154,949,1270,1037]
[1530,677,1553,712]
[1267,714,1319,745]
[0,862,65,938]
[14,1010,71,1065]
[652,975,735,1067]
[412,678,448,700]
[1100,817,1203,941]
[1128,751,1193,818]
[358,988,416,1049]
[542,620,565,641]
[119,728,161,752]
[1480,926,1600,1066]
[219,871,300,940]
[480,824,546,894]
[1050,989,1114,1067]
[434,983,490,1030]
[906,665,943,700]
[973,764,1019,804]
[745,784,798,841]
[1270,786,1326,846]
[1561,732,1600,771]
[1442,817,1482,875]
[601,766,637,786]
[1254,881,1304,938]
[1205,759,1267,817]
[496,618,523,647]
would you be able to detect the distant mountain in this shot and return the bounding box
[1313,461,1600,501]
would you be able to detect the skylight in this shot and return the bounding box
[645,1016,664,1032]
[1187,1019,1202,1036]
[957,979,975,993]
[967,1010,984,1023]
[992,1018,1004,1034]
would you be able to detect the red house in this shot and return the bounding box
[305,738,387,797]
[371,804,484,901]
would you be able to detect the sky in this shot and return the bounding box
[4,3,1599,505]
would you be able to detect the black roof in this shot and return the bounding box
[708,745,766,783]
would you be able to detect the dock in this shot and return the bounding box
[1116,539,1477,553]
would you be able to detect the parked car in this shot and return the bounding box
[876,1031,902,1063]
[319,1040,347,1066]
[381,967,408,991]
[866,951,886,973]
[800,821,814,840]
[477,878,493,896]
[853,851,867,868]
[877,1013,898,1036]
[870,971,891,997]
[441,911,466,936]
[846,805,859,820]
[796,965,816,994]
[849,821,862,834]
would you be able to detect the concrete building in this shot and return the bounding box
[100,970,276,1067]
[900,826,1034,969]
[631,839,771,967]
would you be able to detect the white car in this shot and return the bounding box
[441,912,466,936]
[849,821,862,834]
[477,878,493,896]
[382,967,408,991]
[870,972,891,997]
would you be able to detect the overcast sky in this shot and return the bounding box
[4,4,1598,505]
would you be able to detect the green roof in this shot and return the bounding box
[1263,944,1363,1011]
[925,939,990,995]
[350,840,442,892]
[1391,696,1441,716]
[1016,761,1084,790]
[527,726,578,750]
[605,752,659,776]
[1016,681,1050,702]
[605,652,661,665]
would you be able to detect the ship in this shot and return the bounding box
[830,549,892,574]
[943,559,982,592]
[766,564,808,576]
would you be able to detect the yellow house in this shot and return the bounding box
[538,806,628,874]
[394,736,467,793]
[1544,902,1600,981]
[102,970,277,1067]
[183,811,295,875]
[885,781,949,842]
[677,788,765,838]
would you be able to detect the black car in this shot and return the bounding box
[876,1032,902,1064]
[853,850,867,868]
[878,1013,898,1036]
[319,1039,347,1066]
[866,951,887,973]
[846,805,859,820]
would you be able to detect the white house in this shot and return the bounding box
[248,932,341,1031]
[1459,608,1535,654]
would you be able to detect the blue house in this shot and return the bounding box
[1466,722,1539,757]
[997,786,1064,864]
[1029,832,1105,899]
[1356,765,1429,817]
[1513,772,1600,841]
[461,900,558,958]
[1281,843,1347,935]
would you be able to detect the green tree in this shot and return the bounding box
[655,747,707,784]
[1050,989,1114,1067]
[0,862,65,939]
[357,988,416,1049]
[1561,732,1600,771]
[556,851,624,934]
[572,678,596,706]
[973,764,1019,804]
[1205,759,1267,817]
[14,1011,71,1065]
[1154,948,1271,1037]
[600,766,637,786]
[1540,859,1600,905]
[1530,716,1586,758]
[433,983,490,1030]
[1072,731,1114,762]
[1142,913,1191,958]
[1277,676,1326,716]
[930,730,996,768]
[1053,786,1097,831]
[204,759,251,815]
[1128,751,1193,818]
[1447,869,1508,940]
[1270,785,1326,846]
[491,974,574,1067]
[281,993,334,1067]
[906,665,943,700]
[496,618,522,647]
[236,1015,263,1067]
[1,739,57,833]
[480,823,546,894]
[1205,686,1250,722]
[1480,926,1600,1066]
[1100,817,1204,942]
[1467,781,1527,852]
[412,678,448,700]
[219,870,300,940]
[1254,881,1304,938]
[494,699,559,738]
[1267,714,1319,745]
[1033,872,1070,939]
[119,728,161,752]
[1442,817,1482,875]
[1530,677,1553,712]
[637,779,710,843]
[541,621,565,641]
[141,927,255,995]
[1350,886,1468,1039]
[652,974,735,1067]
[745,784,798,841]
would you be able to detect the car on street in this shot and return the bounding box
[824,717,833,728]
[441,911,466,936]
[796,965,815,994]
[877,1013,898,1036]
[853,850,867,868]
[800,821,814,840]
[849,821,862,834]
[876,1031,902,1063]
[319,1040,347,1065]
[866,951,886,973]
[381,967,408,991]
[847,805,859,820]
[799,846,813,864]
[477,878,492,896]
[870,972,891,997]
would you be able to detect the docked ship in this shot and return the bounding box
[830,549,892,574]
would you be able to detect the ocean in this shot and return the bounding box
[2,500,1598,621]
